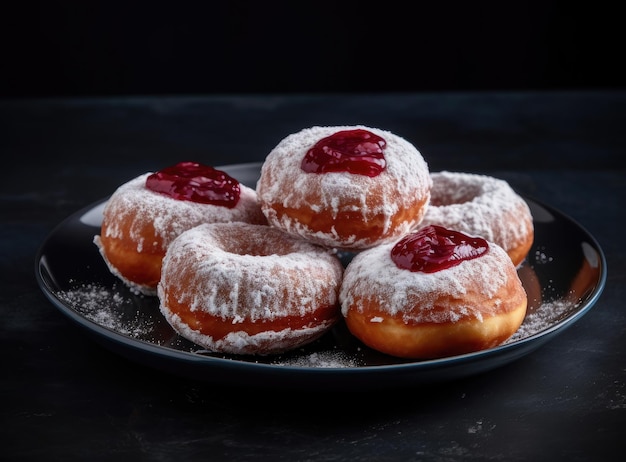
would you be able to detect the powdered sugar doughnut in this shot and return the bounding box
[256,125,432,250]
[419,171,534,266]
[340,225,528,359]
[158,222,344,355]
[94,162,267,296]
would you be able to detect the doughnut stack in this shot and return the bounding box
[94,125,534,359]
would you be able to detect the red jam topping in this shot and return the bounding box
[301,129,387,177]
[145,161,240,207]
[391,225,489,273]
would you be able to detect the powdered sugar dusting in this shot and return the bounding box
[273,350,361,368]
[420,171,533,254]
[159,223,344,321]
[340,241,515,323]
[256,125,432,249]
[54,277,579,366]
[57,282,154,337]
[157,222,344,354]
[163,310,334,356]
[93,235,157,296]
[99,173,265,252]
[507,297,578,342]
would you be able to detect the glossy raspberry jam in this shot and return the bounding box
[391,225,489,273]
[301,129,387,177]
[145,161,240,207]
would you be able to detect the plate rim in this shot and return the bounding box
[34,163,608,385]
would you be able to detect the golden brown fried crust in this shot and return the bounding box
[343,254,528,359]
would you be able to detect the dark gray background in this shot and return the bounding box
[2,1,624,98]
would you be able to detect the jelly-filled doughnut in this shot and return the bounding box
[419,171,534,266]
[157,222,344,355]
[94,162,267,296]
[340,225,528,359]
[256,125,432,250]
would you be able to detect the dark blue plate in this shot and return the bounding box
[35,162,607,390]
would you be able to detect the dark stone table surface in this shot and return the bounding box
[2,92,624,461]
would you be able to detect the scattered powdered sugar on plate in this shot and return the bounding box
[191,344,363,368]
[57,282,154,338]
[55,281,580,365]
[272,350,361,368]
[507,296,578,343]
